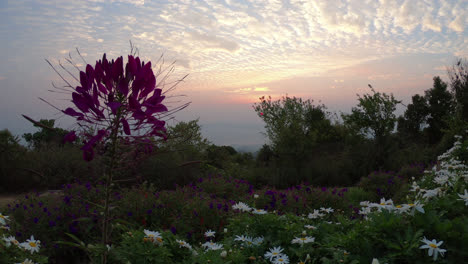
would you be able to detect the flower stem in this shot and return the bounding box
[101,111,122,264]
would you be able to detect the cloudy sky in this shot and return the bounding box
[1,0,467,147]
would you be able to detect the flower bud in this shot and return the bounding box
[220,250,227,258]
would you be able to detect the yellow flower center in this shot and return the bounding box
[156,237,163,243]
[0,215,5,219]
[278,259,283,261]
[429,243,437,248]
[409,203,415,206]
[380,203,385,205]
[396,205,402,208]
[29,242,37,247]
[148,234,154,238]
[273,252,278,255]
[13,240,19,245]
[301,237,306,241]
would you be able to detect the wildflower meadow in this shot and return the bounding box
[1,51,467,264]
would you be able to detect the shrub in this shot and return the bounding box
[343,187,377,205]
[358,170,407,202]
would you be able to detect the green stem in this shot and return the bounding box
[101,112,122,264]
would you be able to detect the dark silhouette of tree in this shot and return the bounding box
[256,144,275,166]
[342,85,400,168]
[448,58,468,124]
[22,119,69,149]
[397,94,428,140]
[424,76,454,143]
[253,95,333,174]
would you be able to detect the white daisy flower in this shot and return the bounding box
[407,201,425,215]
[204,229,216,238]
[360,201,370,207]
[176,239,192,250]
[3,235,20,247]
[420,237,446,261]
[320,207,334,213]
[232,202,252,212]
[143,229,163,245]
[234,234,248,242]
[253,236,264,246]
[308,209,324,219]
[19,235,41,254]
[273,253,289,264]
[422,188,441,200]
[291,236,315,246]
[252,208,268,214]
[264,246,284,261]
[0,213,9,225]
[359,207,371,215]
[458,189,468,205]
[202,241,223,251]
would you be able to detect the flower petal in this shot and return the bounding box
[121,118,131,135]
[63,131,77,143]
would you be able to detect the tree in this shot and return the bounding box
[163,119,210,155]
[448,58,468,123]
[0,129,28,191]
[424,76,454,143]
[342,85,401,167]
[253,95,334,172]
[256,144,275,166]
[397,94,428,140]
[22,119,69,149]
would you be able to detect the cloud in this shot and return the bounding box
[448,16,465,32]
[253,87,269,92]
[422,15,442,32]
[187,31,240,53]
[1,0,466,94]
[226,86,270,94]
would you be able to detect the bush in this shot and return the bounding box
[0,129,29,192]
[358,170,408,202]
[343,187,377,205]
[26,145,103,189]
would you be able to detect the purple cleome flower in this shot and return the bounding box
[62,54,168,161]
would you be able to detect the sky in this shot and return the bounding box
[0,0,467,148]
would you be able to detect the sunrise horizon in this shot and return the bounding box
[1,0,467,147]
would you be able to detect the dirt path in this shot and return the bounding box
[0,190,63,210]
[0,193,22,209]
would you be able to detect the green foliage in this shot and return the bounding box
[22,119,69,149]
[357,171,407,202]
[342,86,400,141]
[448,58,468,123]
[0,228,49,264]
[0,129,28,192]
[425,76,454,143]
[111,230,178,263]
[342,85,401,168]
[343,187,377,205]
[138,119,210,188]
[397,94,428,141]
[253,96,335,166]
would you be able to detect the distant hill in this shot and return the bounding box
[231,144,262,155]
